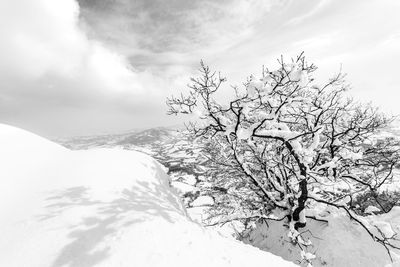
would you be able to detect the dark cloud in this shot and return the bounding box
[78,0,215,50]
[77,0,279,61]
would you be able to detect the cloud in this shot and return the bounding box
[0,0,285,137]
[0,0,173,137]
[1,0,399,137]
[78,0,282,70]
[197,0,400,114]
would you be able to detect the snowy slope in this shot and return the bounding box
[0,124,294,267]
[242,209,400,267]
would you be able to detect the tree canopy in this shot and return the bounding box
[167,53,400,264]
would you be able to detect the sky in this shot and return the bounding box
[0,0,399,137]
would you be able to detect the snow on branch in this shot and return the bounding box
[167,53,400,264]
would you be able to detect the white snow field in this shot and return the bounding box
[243,211,400,267]
[0,124,294,267]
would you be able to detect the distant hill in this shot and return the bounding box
[56,127,177,150]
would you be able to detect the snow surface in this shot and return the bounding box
[192,195,214,207]
[0,124,294,267]
[243,208,400,267]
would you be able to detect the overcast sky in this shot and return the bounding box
[0,0,399,137]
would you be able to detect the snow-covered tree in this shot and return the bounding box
[167,53,400,263]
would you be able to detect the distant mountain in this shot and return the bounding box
[57,127,177,150]
[116,127,176,146]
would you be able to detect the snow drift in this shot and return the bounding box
[0,124,294,267]
[242,206,400,267]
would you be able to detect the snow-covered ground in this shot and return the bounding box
[242,208,400,267]
[0,124,294,267]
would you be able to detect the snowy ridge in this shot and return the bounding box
[0,124,294,267]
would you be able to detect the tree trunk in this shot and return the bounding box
[292,178,308,230]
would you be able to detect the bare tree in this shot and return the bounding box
[167,53,400,263]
